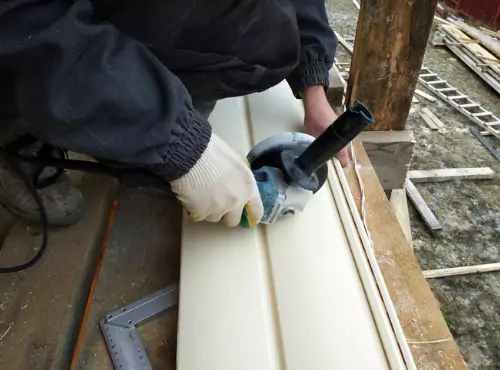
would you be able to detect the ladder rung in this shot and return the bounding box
[436,87,456,92]
[459,103,480,108]
[472,112,493,117]
[420,73,437,78]
[449,95,468,100]
[427,80,447,85]
[485,121,500,126]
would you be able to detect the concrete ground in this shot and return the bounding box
[326,1,500,369]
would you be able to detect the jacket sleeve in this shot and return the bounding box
[0,0,211,181]
[286,0,338,96]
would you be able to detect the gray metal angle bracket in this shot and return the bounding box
[100,283,179,370]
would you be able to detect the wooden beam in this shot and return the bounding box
[359,131,415,190]
[408,167,494,183]
[405,179,442,233]
[390,189,412,248]
[344,139,466,368]
[346,0,438,130]
[424,262,500,279]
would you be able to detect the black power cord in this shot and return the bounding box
[0,136,170,273]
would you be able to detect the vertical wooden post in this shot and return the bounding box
[346,0,438,131]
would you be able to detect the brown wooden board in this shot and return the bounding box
[0,175,116,370]
[344,139,467,369]
[73,188,182,370]
[346,0,438,130]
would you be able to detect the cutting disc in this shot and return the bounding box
[247,132,328,193]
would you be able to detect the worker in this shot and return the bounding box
[0,0,347,228]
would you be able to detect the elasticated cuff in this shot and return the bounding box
[148,109,212,181]
[287,61,331,98]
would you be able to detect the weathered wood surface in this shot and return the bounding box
[345,139,467,369]
[74,188,182,370]
[359,130,415,190]
[346,0,438,130]
[405,179,442,233]
[0,175,116,370]
[408,167,495,183]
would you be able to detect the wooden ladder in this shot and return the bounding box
[418,66,500,139]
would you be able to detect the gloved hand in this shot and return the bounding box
[170,133,263,227]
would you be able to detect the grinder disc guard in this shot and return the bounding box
[247,132,328,193]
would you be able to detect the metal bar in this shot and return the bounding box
[100,283,179,370]
[470,128,500,161]
[105,284,179,327]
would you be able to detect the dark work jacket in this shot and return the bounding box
[0,0,337,180]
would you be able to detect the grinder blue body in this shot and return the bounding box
[241,101,374,226]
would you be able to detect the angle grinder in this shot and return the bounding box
[241,101,374,226]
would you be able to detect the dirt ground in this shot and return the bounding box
[326,1,500,368]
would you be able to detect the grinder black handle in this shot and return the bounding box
[295,101,374,175]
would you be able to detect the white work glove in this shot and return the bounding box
[170,133,264,227]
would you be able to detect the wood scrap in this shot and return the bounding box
[405,179,442,233]
[414,89,437,102]
[408,167,494,183]
[334,31,354,54]
[424,262,500,279]
[420,112,439,130]
[412,96,419,103]
[422,108,445,129]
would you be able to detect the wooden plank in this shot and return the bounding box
[479,27,500,39]
[420,112,439,130]
[0,175,116,370]
[440,30,500,94]
[74,189,182,370]
[359,130,415,190]
[414,89,437,102]
[344,139,466,368]
[334,31,354,54]
[447,19,500,57]
[404,179,442,233]
[408,167,494,183]
[390,189,413,248]
[424,262,500,279]
[178,84,402,370]
[345,0,437,130]
[422,108,445,129]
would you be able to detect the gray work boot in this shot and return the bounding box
[0,145,85,226]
